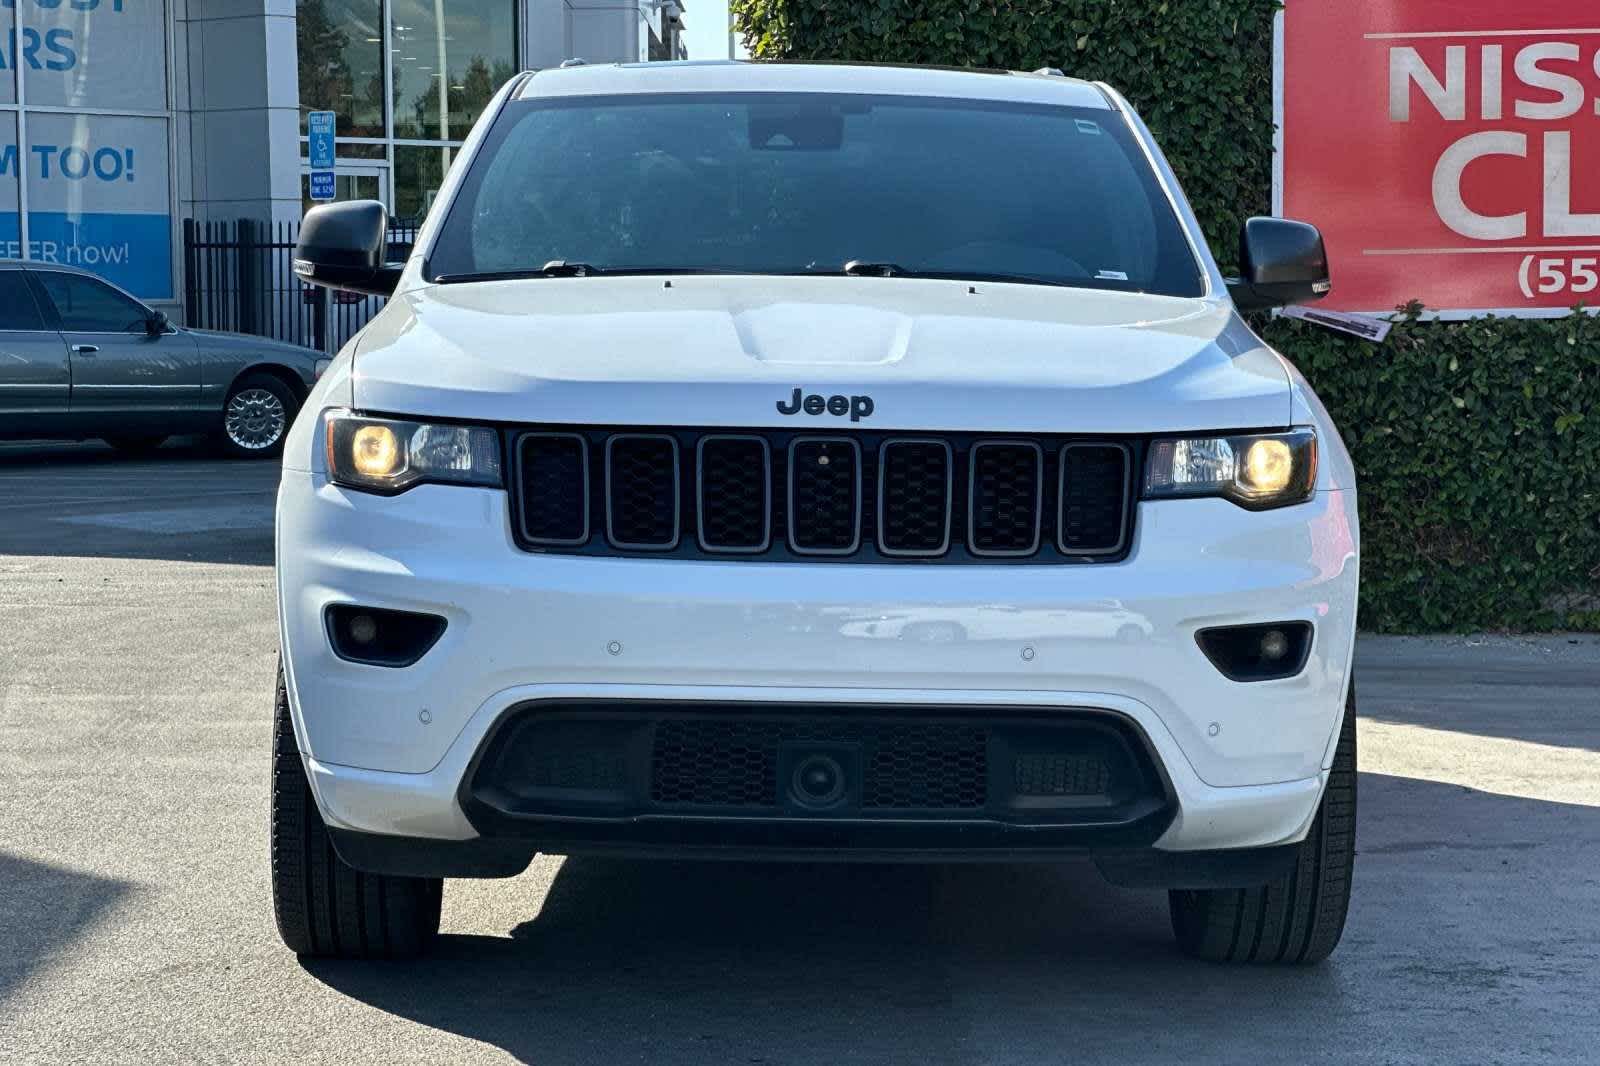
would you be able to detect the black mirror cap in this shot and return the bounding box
[145,309,169,336]
[294,200,402,297]
[1228,217,1332,312]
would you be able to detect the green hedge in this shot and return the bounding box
[731,0,1600,632]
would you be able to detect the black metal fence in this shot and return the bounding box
[182,218,417,354]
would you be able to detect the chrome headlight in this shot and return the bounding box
[1143,428,1317,510]
[326,414,502,493]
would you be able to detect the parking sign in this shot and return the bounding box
[308,170,336,202]
[308,111,336,202]
[307,112,336,169]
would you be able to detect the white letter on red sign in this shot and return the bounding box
[1390,46,1466,121]
[1433,132,1528,240]
[1482,46,1503,120]
[1514,43,1585,120]
[1543,131,1600,237]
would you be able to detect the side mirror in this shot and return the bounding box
[144,309,169,336]
[293,200,403,297]
[1227,217,1331,312]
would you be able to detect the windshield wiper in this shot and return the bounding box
[836,261,1070,287]
[841,260,905,277]
[538,260,597,277]
[431,261,604,283]
[433,264,757,284]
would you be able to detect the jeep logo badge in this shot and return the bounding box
[776,388,875,422]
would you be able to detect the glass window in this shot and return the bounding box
[301,172,383,217]
[429,94,1205,298]
[0,272,45,330]
[389,0,515,141]
[0,112,18,256]
[297,0,387,139]
[25,113,174,300]
[392,144,448,224]
[37,271,151,332]
[0,2,12,106]
[296,0,515,225]
[23,0,169,110]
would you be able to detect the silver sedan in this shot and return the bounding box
[0,260,324,458]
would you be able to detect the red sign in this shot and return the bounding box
[1278,1,1600,315]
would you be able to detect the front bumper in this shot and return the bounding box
[277,469,1357,857]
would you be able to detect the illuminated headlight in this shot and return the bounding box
[1143,429,1317,510]
[325,414,502,493]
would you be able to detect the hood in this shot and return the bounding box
[351,276,1290,433]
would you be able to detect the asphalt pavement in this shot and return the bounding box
[1,441,1598,1064]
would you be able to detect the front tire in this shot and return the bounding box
[220,373,298,459]
[1169,685,1357,965]
[270,663,442,959]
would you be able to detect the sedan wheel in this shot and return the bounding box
[220,374,299,459]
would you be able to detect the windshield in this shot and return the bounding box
[426,91,1205,296]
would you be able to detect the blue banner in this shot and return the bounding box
[0,212,173,300]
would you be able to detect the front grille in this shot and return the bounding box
[651,717,988,812]
[467,704,1169,831]
[510,426,1135,563]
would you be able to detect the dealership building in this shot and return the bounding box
[0,0,687,315]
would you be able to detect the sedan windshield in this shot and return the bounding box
[427,91,1205,297]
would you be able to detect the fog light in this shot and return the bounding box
[325,604,447,667]
[347,613,379,645]
[1195,622,1313,682]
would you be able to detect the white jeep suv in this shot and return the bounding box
[275,61,1358,965]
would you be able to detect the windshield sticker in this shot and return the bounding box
[1075,119,1103,136]
[1096,269,1130,281]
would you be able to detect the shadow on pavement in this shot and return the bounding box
[304,771,1600,1065]
[0,437,217,467]
[0,852,134,1009]
[0,440,277,566]
[1358,636,1600,753]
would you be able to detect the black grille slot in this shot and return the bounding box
[650,717,987,812]
[968,441,1043,556]
[606,435,679,549]
[878,440,952,556]
[698,436,770,552]
[788,438,860,554]
[652,719,779,808]
[1014,752,1112,796]
[529,744,628,793]
[863,723,987,810]
[1059,444,1131,554]
[516,433,588,545]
